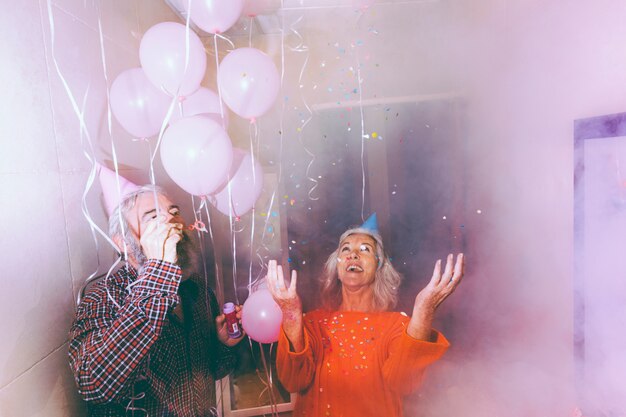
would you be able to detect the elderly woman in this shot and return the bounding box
[267,224,464,417]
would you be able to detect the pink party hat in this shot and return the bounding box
[97,163,141,216]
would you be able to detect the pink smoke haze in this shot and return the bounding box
[4,1,626,415]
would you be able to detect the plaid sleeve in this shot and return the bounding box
[68,260,182,404]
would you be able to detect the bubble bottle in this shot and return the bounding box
[223,302,242,338]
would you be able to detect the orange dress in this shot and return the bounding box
[276,309,449,417]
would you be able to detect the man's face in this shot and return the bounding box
[119,192,197,273]
[125,192,185,241]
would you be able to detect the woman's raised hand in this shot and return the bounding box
[266,260,301,315]
[407,253,465,340]
[266,259,304,351]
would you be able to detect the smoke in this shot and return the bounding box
[256,0,626,415]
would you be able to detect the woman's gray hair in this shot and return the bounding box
[320,227,402,312]
[108,185,165,267]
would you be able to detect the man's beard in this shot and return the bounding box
[176,230,200,279]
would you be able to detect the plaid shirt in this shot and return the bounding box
[69,260,235,416]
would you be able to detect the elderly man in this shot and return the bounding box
[69,168,243,416]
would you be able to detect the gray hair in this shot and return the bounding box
[108,185,197,273]
[319,227,402,312]
[108,185,164,267]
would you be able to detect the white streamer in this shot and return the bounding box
[355,47,366,221]
[46,0,128,308]
[288,14,318,201]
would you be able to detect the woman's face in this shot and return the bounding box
[336,233,378,290]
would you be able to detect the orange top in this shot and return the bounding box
[276,309,450,417]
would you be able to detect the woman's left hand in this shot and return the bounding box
[407,253,464,340]
[215,305,246,347]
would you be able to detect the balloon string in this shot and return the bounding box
[277,1,286,185]
[269,342,281,416]
[245,339,280,415]
[246,0,287,282]
[191,195,213,312]
[285,13,317,201]
[355,46,366,221]
[287,15,308,53]
[249,16,253,48]
[47,0,123,308]
[213,33,240,304]
[149,1,196,193]
[95,0,126,253]
[148,0,194,207]
[213,35,228,132]
[215,378,225,417]
[249,130,257,292]
[182,0,193,91]
[214,32,235,51]
[202,200,227,304]
[295,54,318,201]
[125,139,162,294]
[352,6,369,221]
[259,344,280,416]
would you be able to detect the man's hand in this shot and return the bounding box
[215,304,245,347]
[139,215,183,264]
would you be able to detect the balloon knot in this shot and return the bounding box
[178,95,187,103]
[189,220,207,233]
[250,117,256,124]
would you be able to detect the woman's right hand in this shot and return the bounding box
[266,260,304,351]
[266,260,301,315]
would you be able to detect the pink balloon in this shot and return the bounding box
[209,148,263,217]
[169,87,229,129]
[160,116,233,196]
[110,68,171,138]
[139,22,206,97]
[241,289,283,343]
[242,0,280,17]
[186,0,244,34]
[217,47,280,119]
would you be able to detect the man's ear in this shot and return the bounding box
[111,234,125,256]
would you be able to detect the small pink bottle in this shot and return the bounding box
[223,302,242,338]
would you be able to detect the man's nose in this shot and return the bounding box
[164,211,177,223]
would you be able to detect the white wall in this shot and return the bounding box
[2,0,626,415]
[0,1,180,415]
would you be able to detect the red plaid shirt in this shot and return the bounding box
[69,260,235,416]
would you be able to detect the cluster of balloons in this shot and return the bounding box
[109,0,281,217]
